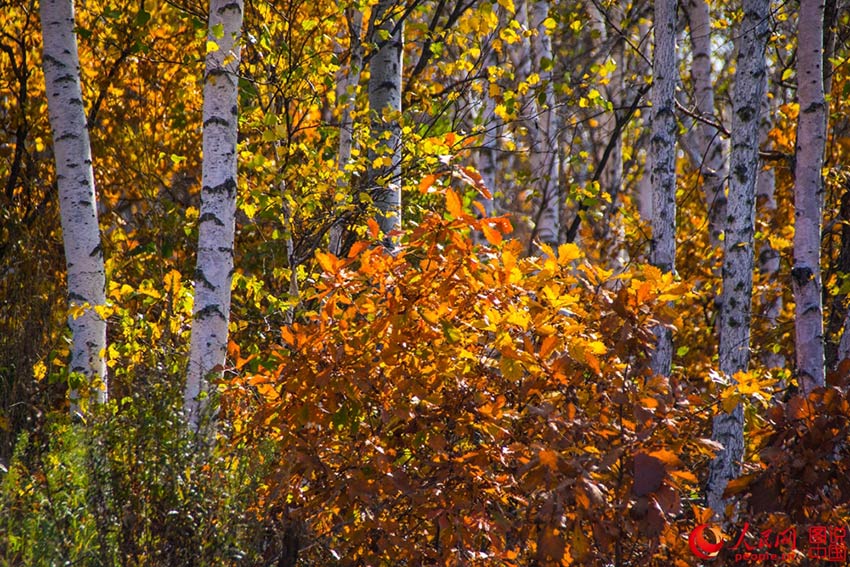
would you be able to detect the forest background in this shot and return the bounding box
[2,0,850,564]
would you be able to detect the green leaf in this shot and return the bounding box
[135,9,151,26]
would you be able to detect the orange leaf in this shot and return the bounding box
[459,166,492,199]
[367,217,380,239]
[481,222,502,245]
[419,173,439,193]
[649,449,683,468]
[445,188,463,218]
[539,335,558,359]
[723,473,757,497]
[315,250,338,274]
[347,240,369,258]
[539,449,558,470]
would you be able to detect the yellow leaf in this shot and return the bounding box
[587,340,606,355]
[164,269,182,294]
[445,188,463,218]
[33,361,46,382]
[496,0,515,13]
[206,40,219,53]
[557,243,581,264]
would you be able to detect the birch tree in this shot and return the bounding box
[685,0,728,247]
[329,4,363,256]
[40,0,107,414]
[707,0,769,515]
[793,0,828,393]
[185,0,244,430]
[367,0,403,248]
[475,39,500,226]
[527,0,560,246]
[649,0,678,377]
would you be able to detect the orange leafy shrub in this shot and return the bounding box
[228,207,713,566]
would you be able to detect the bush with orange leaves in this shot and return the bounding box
[229,201,715,566]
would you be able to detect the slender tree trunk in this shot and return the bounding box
[686,0,728,247]
[40,0,108,415]
[588,3,626,264]
[756,71,784,370]
[475,37,499,228]
[649,0,678,377]
[329,4,363,256]
[528,0,560,247]
[634,19,654,222]
[367,0,403,248]
[707,0,769,516]
[185,0,244,430]
[793,0,827,394]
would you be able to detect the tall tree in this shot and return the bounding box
[793,0,828,394]
[685,0,728,247]
[707,0,769,516]
[329,4,363,256]
[367,0,403,248]
[649,0,678,377]
[475,37,500,227]
[185,0,245,430]
[527,0,560,247]
[40,0,107,414]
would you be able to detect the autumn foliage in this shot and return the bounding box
[218,202,711,565]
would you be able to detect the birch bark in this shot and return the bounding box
[476,39,500,225]
[40,0,107,414]
[185,0,244,430]
[527,0,560,246]
[649,0,678,377]
[329,5,363,256]
[707,0,769,516]
[367,0,403,248]
[686,0,728,247]
[793,0,827,394]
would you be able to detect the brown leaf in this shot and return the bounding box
[633,452,666,496]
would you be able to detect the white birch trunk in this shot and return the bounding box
[686,0,728,247]
[634,19,654,221]
[40,0,108,414]
[528,0,560,246]
[476,41,499,225]
[649,0,678,377]
[793,0,827,394]
[707,0,769,516]
[756,72,784,370]
[185,0,244,430]
[329,5,363,256]
[367,0,403,247]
